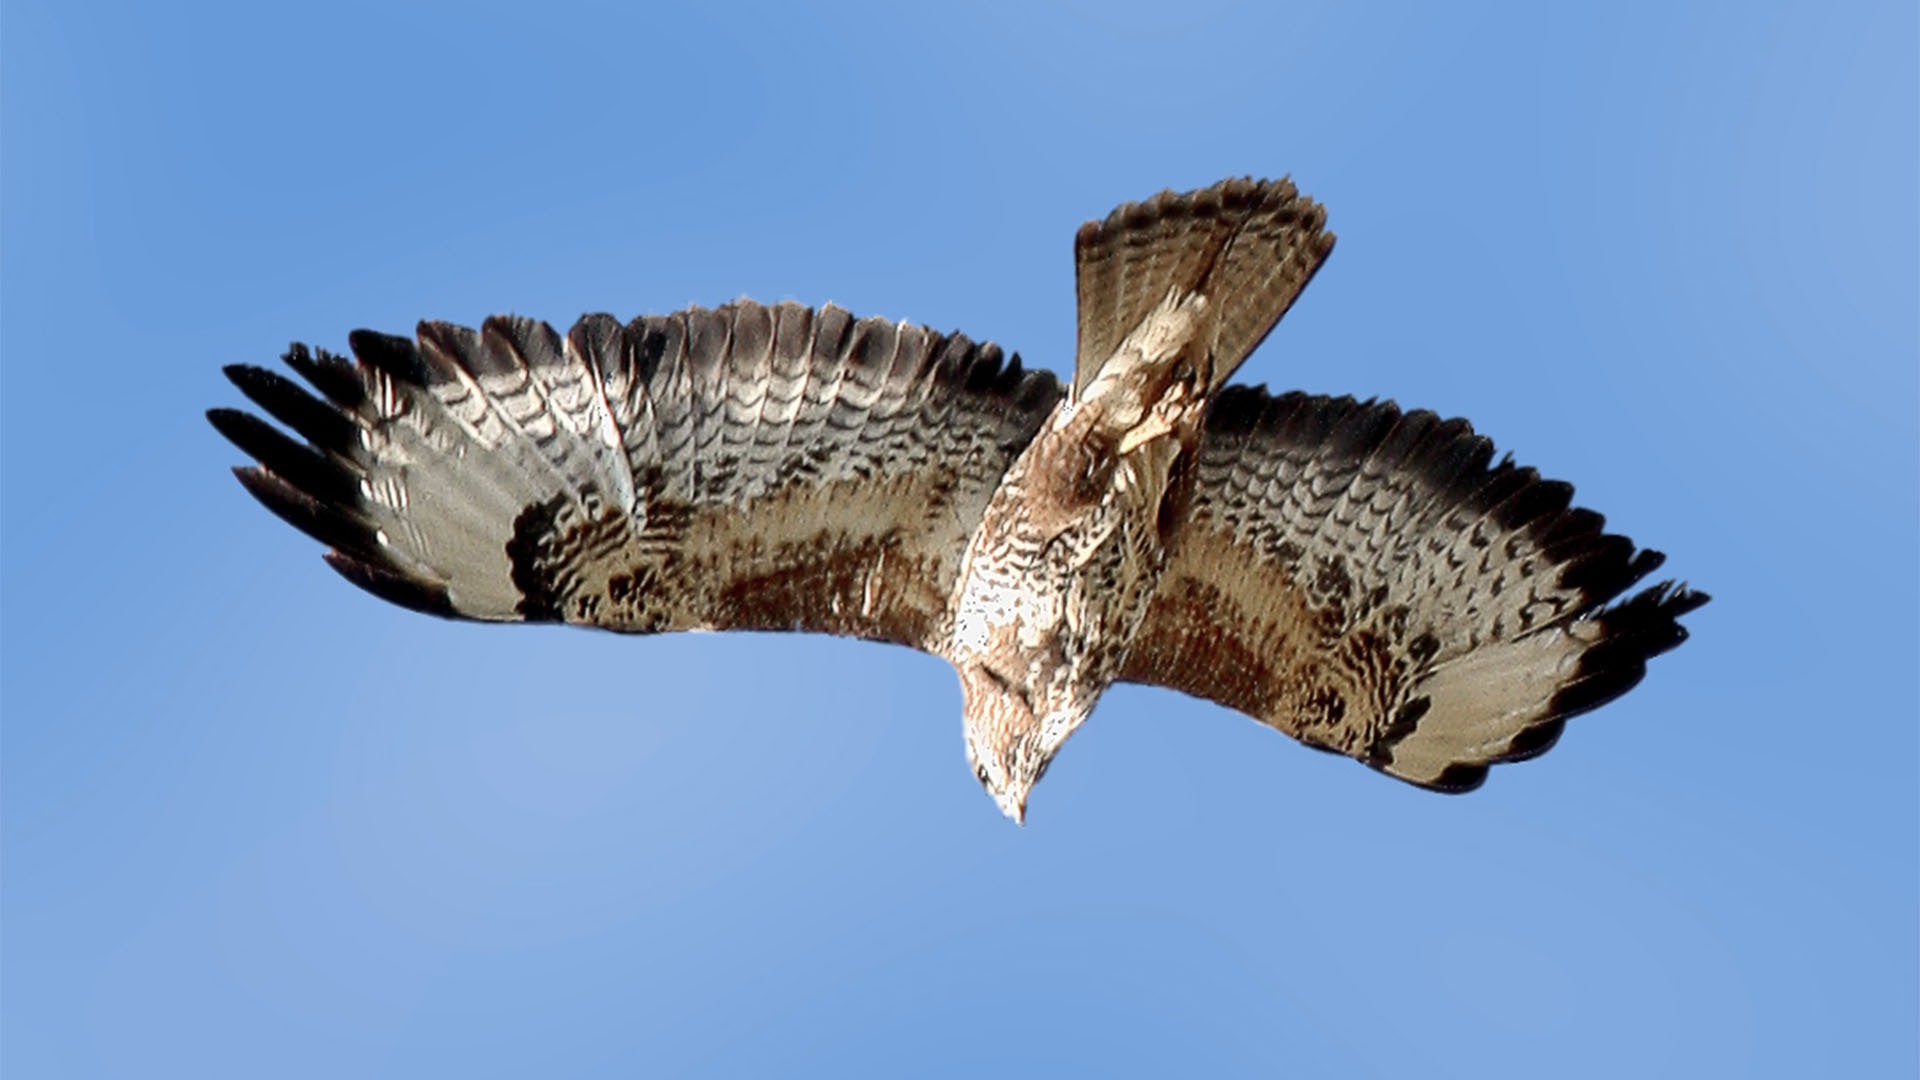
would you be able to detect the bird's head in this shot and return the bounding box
[957,662,1080,824]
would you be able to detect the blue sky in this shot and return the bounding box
[3,1,1914,1076]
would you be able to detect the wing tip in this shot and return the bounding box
[230,467,459,621]
[1376,582,1705,796]
[1550,581,1708,717]
[207,406,358,505]
[228,463,384,565]
[347,327,431,385]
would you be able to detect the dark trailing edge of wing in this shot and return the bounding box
[322,551,459,619]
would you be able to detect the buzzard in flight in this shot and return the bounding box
[211,177,1705,821]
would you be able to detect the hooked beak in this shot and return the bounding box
[991,783,1030,825]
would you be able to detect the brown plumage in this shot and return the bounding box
[211,177,1705,822]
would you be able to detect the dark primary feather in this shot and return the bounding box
[212,301,1064,651]
[1122,386,1707,792]
[1072,176,1335,395]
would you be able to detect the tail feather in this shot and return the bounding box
[1072,176,1335,396]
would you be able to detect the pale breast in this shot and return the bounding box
[945,401,1180,710]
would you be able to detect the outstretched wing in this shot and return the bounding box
[210,301,1064,652]
[1072,176,1335,395]
[1122,387,1707,792]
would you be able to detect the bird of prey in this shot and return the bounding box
[210,177,1705,822]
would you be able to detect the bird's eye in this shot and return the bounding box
[974,763,992,787]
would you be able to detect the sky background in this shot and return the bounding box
[4,1,1915,1076]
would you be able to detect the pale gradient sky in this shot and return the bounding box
[4,1,1915,1076]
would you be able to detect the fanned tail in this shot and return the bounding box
[1071,176,1335,396]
